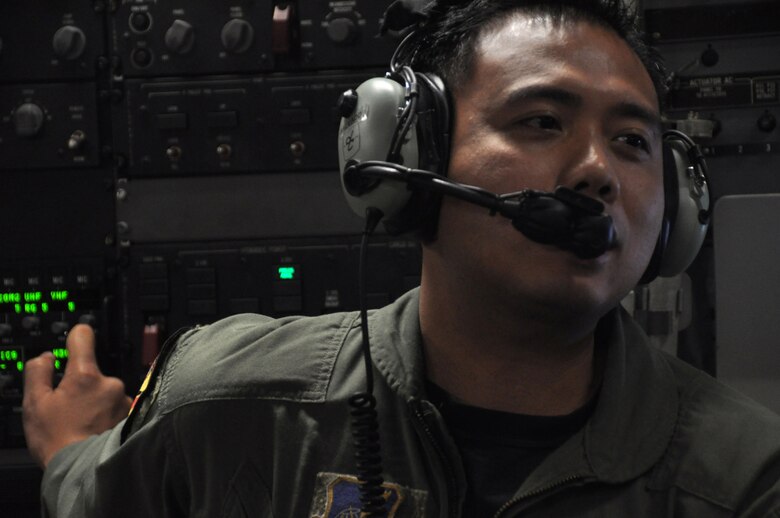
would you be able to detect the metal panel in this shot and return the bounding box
[714,194,780,413]
[115,171,363,243]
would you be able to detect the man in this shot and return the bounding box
[23,1,780,516]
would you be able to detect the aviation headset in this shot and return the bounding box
[337,32,710,285]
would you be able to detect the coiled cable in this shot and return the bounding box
[348,207,387,516]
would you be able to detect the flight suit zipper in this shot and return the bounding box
[492,474,590,517]
[409,399,462,518]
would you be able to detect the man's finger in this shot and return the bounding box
[23,352,54,401]
[64,324,98,374]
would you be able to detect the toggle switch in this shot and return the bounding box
[290,140,305,157]
[272,4,296,55]
[217,144,233,160]
[68,130,86,151]
[142,323,159,367]
[166,145,182,161]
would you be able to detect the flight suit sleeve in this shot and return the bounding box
[737,460,780,518]
[39,328,198,518]
[40,411,188,517]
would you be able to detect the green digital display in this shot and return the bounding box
[0,290,88,315]
[0,293,20,303]
[0,347,24,372]
[0,349,20,361]
[52,348,68,371]
[0,347,68,373]
[277,266,297,281]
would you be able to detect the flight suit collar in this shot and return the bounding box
[369,289,679,486]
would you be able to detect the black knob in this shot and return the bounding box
[129,12,153,33]
[221,19,254,54]
[51,321,70,335]
[13,103,45,138]
[165,19,195,55]
[52,25,87,61]
[0,374,14,391]
[131,47,154,68]
[758,110,776,133]
[0,323,12,338]
[21,316,41,331]
[700,44,719,67]
[78,314,98,328]
[337,89,359,118]
[327,17,357,45]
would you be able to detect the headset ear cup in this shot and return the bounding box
[638,142,676,284]
[337,77,419,219]
[639,222,669,285]
[382,72,453,238]
[638,132,710,285]
[337,70,453,235]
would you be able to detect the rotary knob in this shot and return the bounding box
[78,314,98,328]
[21,316,41,331]
[129,12,153,33]
[758,110,777,133]
[165,19,196,55]
[51,321,71,335]
[326,17,357,45]
[0,323,12,338]
[52,25,87,61]
[700,44,719,68]
[221,18,254,54]
[13,103,46,138]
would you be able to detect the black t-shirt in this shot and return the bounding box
[426,382,597,517]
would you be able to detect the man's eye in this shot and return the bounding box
[521,115,561,130]
[617,134,650,152]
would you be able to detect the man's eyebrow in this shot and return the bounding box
[609,102,663,135]
[502,85,583,108]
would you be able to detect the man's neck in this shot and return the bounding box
[419,277,603,416]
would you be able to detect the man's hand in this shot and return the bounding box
[22,324,132,469]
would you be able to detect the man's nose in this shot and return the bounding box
[563,138,620,204]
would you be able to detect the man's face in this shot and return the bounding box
[426,14,664,320]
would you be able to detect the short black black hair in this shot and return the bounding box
[396,0,669,108]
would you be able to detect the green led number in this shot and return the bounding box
[0,350,19,361]
[278,266,296,280]
[52,348,68,359]
[0,348,24,372]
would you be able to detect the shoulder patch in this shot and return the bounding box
[309,472,427,518]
